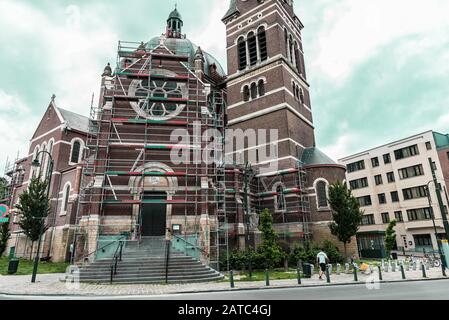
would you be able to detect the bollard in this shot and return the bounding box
[400,264,406,280]
[336,263,341,275]
[230,270,235,288]
[327,264,333,275]
[442,263,447,277]
[248,260,253,279]
[265,269,270,286]
[426,261,430,271]
[392,261,397,272]
[345,263,350,274]
[297,268,302,285]
[421,263,427,278]
[368,264,374,275]
[353,266,358,282]
[326,266,331,283]
[378,265,383,281]
[412,261,417,271]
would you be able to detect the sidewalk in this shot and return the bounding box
[0,268,446,297]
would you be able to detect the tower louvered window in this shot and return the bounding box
[295,47,301,72]
[250,82,257,99]
[247,32,258,66]
[284,29,289,59]
[238,37,247,71]
[258,80,265,97]
[243,86,250,101]
[258,27,268,62]
[299,87,305,104]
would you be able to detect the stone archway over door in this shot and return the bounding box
[128,162,178,239]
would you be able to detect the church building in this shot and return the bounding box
[4,1,353,283]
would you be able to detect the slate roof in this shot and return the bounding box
[222,0,240,21]
[301,147,338,166]
[56,107,90,133]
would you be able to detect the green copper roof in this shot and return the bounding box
[433,131,449,150]
[222,0,239,21]
[301,147,338,166]
[168,8,182,21]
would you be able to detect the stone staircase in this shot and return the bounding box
[77,237,224,284]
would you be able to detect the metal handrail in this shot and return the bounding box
[165,239,170,284]
[110,240,124,284]
[78,235,126,263]
[168,230,209,257]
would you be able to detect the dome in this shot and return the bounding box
[146,36,226,78]
[168,8,182,21]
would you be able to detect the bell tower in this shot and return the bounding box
[223,0,315,172]
[166,6,183,38]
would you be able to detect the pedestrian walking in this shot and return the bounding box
[316,250,329,280]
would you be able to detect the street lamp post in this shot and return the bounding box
[30,150,54,283]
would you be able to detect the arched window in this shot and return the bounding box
[250,82,258,100]
[237,37,247,71]
[294,46,301,72]
[284,29,289,60]
[258,26,267,62]
[61,184,71,215]
[243,85,250,102]
[299,87,305,104]
[316,180,328,208]
[289,35,294,63]
[257,79,265,97]
[247,32,258,66]
[70,140,82,164]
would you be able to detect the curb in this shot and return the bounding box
[0,276,447,298]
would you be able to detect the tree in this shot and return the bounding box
[0,222,10,256]
[15,177,50,259]
[328,180,364,257]
[258,208,284,268]
[384,219,397,258]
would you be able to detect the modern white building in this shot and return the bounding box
[339,130,449,258]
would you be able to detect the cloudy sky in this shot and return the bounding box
[1,0,449,169]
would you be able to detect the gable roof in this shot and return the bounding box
[56,107,89,133]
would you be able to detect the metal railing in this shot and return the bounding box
[73,235,126,265]
[109,239,125,284]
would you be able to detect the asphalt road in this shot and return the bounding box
[1,279,448,300]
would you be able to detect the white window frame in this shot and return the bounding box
[69,138,85,165]
[60,182,72,216]
[314,178,330,210]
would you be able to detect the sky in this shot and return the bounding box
[0,0,449,170]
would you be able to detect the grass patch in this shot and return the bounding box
[0,257,69,276]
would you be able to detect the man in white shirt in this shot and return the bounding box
[316,251,329,280]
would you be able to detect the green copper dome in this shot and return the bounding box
[146,36,226,78]
[168,8,182,21]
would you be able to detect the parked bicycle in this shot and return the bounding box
[424,253,441,268]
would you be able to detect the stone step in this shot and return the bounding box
[79,274,224,284]
[80,269,217,279]
[80,265,209,273]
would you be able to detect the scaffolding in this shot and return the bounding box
[74,39,228,270]
[255,161,312,244]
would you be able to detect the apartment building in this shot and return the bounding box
[339,131,449,258]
